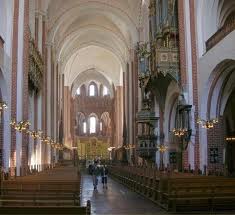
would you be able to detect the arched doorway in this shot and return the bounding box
[224,90,235,176]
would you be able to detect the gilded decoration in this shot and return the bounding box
[136,42,151,59]
[149,0,179,82]
[29,37,44,95]
[149,0,156,17]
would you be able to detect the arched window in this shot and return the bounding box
[89,84,95,96]
[103,86,108,96]
[76,87,80,95]
[83,121,87,134]
[90,117,96,133]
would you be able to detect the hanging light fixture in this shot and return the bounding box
[0,101,8,111]
[0,101,8,118]
[226,137,235,141]
[40,136,50,144]
[28,130,42,139]
[172,128,188,137]
[10,119,30,132]
[157,144,168,153]
[197,118,218,129]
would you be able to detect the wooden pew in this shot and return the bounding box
[163,176,235,212]
[0,200,91,215]
[1,168,82,205]
[109,165,235,212]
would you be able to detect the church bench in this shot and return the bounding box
[2,180,80,191]
[109,165,235,212]
[1,177,82,207]
[0,200,91,215]
[162,177,235,212]
[109,166,161,202]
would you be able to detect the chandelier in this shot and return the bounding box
[157,144,168,153]
[10,119,30,132]
[0,101,8,111]
[40,136,50,144]
[28,130,42,139]
[197,118,218,129]
[0,101,8,118]
[226,137,235,141]
[172,128,188,137]
[49,138,55,145]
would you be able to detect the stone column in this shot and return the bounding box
[21,0,30,176]
[10,0,19,176]
[46,44,52,164]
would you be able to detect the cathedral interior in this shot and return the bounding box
[0,0,235,214]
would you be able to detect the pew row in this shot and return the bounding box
[0,200,91,215]
[109,165,235,212]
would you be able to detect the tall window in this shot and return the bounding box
[89,84,95,96]
[100,122,103,131]
[76,87,80,95]
[83,121,87,133]
[90,117,96,133]
[103,86,108,96]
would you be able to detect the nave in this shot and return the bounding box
[1,0,235,214]
[1,161,233,215]
[81,174,164,215]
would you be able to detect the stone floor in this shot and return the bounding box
[81,174,166,215]
[8,164,235,215]
[81,174,235,215]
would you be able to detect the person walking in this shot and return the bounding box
[92,162,100,190]
[101,165,108,188]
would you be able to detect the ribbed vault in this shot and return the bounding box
[46,0,140,88]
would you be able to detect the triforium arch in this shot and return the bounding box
[75,112,86,136]
[71,69,114,98]
[100,112,112,136]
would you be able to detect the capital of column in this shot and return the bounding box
[35,10,47,19]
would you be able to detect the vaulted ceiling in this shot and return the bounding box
[45,0,141,88]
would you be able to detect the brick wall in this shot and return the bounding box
[189,0,200,168]
[178,0,189,168]
[177,0,187,89]
[207,116,225,174]
[21,0,30,175]
[10,0,19,176]
[183,149,189,169]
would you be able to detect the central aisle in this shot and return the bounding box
[81,174,167,215]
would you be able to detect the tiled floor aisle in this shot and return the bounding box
[81,174,167,215]
[81,174,235,215]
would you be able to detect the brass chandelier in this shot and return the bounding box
[10,119,30,132]
[157,144,168,153]
[197,118,218,129]
[28,130,42,139]
[0,101,8,118]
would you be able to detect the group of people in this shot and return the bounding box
[89,161,108,190]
